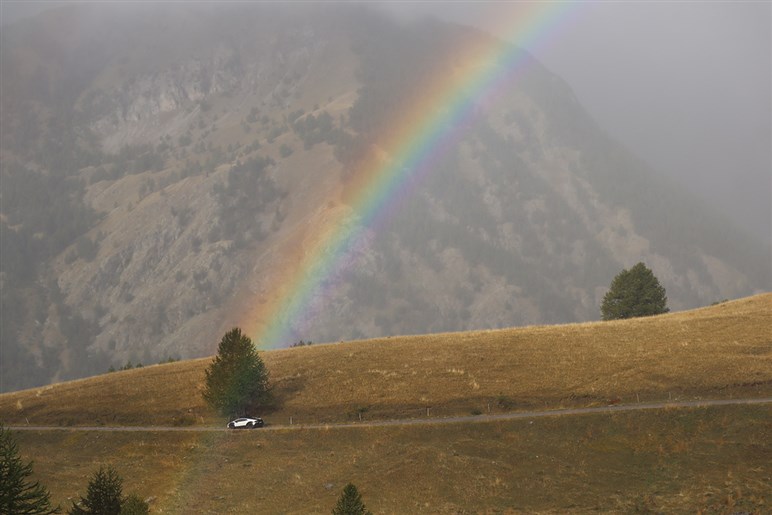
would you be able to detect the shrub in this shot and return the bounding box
[120,494,149,515]
[279,143,293,158]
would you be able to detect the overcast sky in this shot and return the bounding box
[379,1,771,247]
[3,1,770,246]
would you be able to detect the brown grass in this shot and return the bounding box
[12,404,771,514]
[2,293,769,427]
[3,294,770,513]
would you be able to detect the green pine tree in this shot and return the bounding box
[68,466,122,515]
[0,425,60,514]
[332,483,372,515]
[203,328,271,417]
[601,262,669,320]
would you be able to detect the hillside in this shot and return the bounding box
[2,294,771,513]
[2,293,769,427]
[1,3,770,391]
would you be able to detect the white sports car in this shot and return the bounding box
[227,417,264,429]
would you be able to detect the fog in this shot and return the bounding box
[379,1,771,246]
[2,0,769,243]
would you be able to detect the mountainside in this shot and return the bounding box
[1,4,769,391]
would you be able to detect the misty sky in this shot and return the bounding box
[380,1,771,247]
[539,2,771,246]
[3,1,770,246]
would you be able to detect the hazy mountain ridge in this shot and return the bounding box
[0,4,768,391]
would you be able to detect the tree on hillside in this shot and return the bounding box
[601,262,669,320]
[203,327,270,417]
[0,425,60,515]
[332,483,372,515]
[69,466,123,515]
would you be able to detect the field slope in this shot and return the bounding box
[1,294,770,513]
[1,293,769,427]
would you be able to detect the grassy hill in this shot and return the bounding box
[1,294,770,513]
[1,293,770,428]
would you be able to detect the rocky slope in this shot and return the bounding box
[1,4,768,390]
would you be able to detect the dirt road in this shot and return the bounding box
[8,397,771,433]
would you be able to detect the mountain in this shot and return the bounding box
[1,4,768,391]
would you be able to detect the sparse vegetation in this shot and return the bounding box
[120,494,149,515]
[291,110,340,150]
[213,154,280,246]
[279,143,293,158]
[107,361,144,373]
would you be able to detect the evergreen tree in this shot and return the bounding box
[332,483,372,515]
[203,327,270,417]
[68,466,122,515]
[0,425,60,514]
[601,262,669,320]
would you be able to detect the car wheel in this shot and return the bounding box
[247,422,254,429]
[228,423,234,429]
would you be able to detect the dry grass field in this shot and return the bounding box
[2,294,771,513]
[1,293,770,427]
[11,404,772,513]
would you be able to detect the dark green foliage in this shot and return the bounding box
[0,426,60,514]
[246,107,259,123]
[75,235,99,262]
[601,262,669,320]
[119,494,149,515]
[332,483,372,515]
[1,163,98,261]
[0,160,102,391]
[266,125,286,143]
[110,144,165,176]
[279,143,294,158]
[214,154,280,245]
[178,133,193,147]
[203,328,271,417]
[68,466,122,515]
[291,110,340,150]
[108,360,144,372]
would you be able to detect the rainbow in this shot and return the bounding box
[243,3,579,349]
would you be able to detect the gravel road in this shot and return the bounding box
[8,397,771,433]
